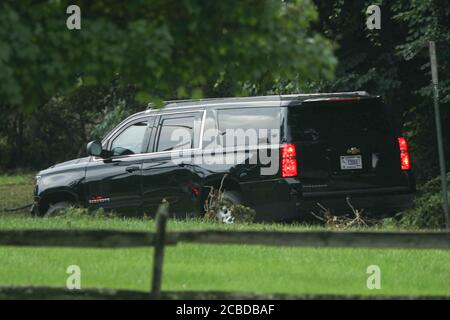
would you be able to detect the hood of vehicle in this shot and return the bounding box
[39,156,91,175]
[51,156,90,168]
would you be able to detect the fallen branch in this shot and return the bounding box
[3,203,32,212]
[310,198,375,229]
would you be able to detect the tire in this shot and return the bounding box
[43,201,74,217]
[222,190,244,206]
[215,190,244,224]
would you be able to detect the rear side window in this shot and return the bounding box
[288,99,392,142]
[156,113,202,152]
[217,107,281,147]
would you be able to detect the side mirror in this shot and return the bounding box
[86,140,103,157]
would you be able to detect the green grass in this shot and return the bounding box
[0,173,34,213]
[0,173,34,186]
[0,174,449,297]
[0,215,449,297]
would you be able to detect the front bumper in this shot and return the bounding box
[30,204,38,215]
[30,196,41,216]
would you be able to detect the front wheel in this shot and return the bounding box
[43,201,74,217]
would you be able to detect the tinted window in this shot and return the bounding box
[202,109,221,150]
[288,100,392,142]
[111,121,148,156]
[156,115,202,152]
[217,107,281,147]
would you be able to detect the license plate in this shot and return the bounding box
[340,155,362,170]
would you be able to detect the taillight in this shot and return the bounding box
[397,136,411,171]
[281,144,298,177]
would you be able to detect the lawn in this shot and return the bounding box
[0,174,449,297]
[0,173,35,213]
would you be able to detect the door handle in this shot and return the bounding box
[125,165,140,173]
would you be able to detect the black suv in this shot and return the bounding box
[32,92,415,221]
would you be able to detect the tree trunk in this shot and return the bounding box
[15,113,24,167]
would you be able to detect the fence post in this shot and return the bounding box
[429,41,449,229]
[151,199,169,299]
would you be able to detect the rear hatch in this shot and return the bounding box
[287,97,411,195]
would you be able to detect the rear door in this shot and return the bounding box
[141,110,204,217]
[287,97,407,194]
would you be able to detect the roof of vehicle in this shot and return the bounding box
[104,91,381,142]
[131,91,380,118]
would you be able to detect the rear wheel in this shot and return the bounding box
[215,190,244,224]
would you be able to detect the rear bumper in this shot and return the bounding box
[302,186,413,199]
[249,179,415,221]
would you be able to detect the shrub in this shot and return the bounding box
[399,173,450,229]
[204,176,256,224]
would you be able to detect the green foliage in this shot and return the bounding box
[203,182,256,224]
[400,192,448,229]
[227,202,257,224]
[12,82,140,169]
[0,0,335,106]
[51,207,113,220]
[313,0,450,181]
[417,172,450,196]
[0,0,336,169]
[399,173,450,229]
[393,0,450,181]
[205,199,256,224]
[91,99,133,140]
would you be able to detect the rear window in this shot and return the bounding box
[288,99,392,142]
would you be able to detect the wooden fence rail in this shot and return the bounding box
[0,230,159,247]
[0,229,449,249]
[0,201,449,300]
[174,230,450,249]
[1,286,448,300]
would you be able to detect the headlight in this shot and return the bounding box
[35,175,42,184]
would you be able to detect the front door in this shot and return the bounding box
[85,118,152,216]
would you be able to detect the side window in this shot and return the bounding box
[110,121,148,156]
[287,100,390,142]
[156,113,202,152]
[202,109,220,150]
[217,107,281,147]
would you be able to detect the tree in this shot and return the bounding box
[393,0,450,181]
[313,0,449,181]
[0,0,336,168]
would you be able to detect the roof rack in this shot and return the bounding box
[164,92,368,103]
[144,91,373,110]
[280,91,368,98]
